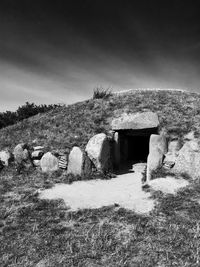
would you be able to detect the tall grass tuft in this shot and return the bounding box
[93,87,113,99]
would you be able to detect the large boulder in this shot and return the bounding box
[67,147,83,175]
[111,112,159,130]
[146,134,167,182]
[40,152,59,173]
[13,143,33,173]
[13,143,32,165]
[172,140,200,179]
[0,150,12,166]
[85,133,111,172]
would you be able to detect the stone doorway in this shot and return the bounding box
[111,112,159,173]
[114,128,158,172]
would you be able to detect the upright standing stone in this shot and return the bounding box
[85,133,110,172]
[146,134,167,182]
[113,132,120,168]
[40,152,59,173]
[149,134,167,155]
[67,146,84,176]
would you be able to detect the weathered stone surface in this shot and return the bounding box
[40,152,59,172]
[111,112,159,130]
[146,150,164,182]
[85,133,110,172]
[0,150,12,166]
[163,152,177,169]
[163,140,180,169]
[33,146,44,151]
[31,150,44,159]
[13,143,31,164]
[33,159,41,167]
[149,134,167,155]
[67,146,84,175]
[82,153,93,177]
[13,143,33,172]
[184,131,195,141]
[113,132,120,168]
[146,134,166,182]
[172,140,200,179]
[168,140,180,154]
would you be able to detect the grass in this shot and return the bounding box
[1,89,200,266]
[1,165,200,266]
[93,87,113,100]
[1,89,200,151]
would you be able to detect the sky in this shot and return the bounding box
[0,0,200,111]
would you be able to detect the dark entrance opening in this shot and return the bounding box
[127,135,150,162]
[115,127,158,173]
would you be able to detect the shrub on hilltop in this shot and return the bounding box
[93,87,113,99]
[0,102,61,130]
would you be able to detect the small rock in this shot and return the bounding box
[33,159,41,167]
[67,146,84,175]
[0,150,12,166]
[40,152,59,173]
[31,150,44,159]
[33,146,44,151]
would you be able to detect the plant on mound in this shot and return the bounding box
[93,87,113,99]
[0,101,61,130]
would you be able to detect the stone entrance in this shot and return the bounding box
[111,112,159,172]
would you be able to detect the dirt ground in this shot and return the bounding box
[40,163,189,214]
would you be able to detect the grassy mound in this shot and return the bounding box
[1,89,200,266]
[0,89,200,151]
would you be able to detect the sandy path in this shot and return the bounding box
[40,164,155,213]
[39,163,189,214]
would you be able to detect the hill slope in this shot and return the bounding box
[2,89,200,266]
[0,89,200,151]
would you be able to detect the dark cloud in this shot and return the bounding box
[0,0,200,111]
